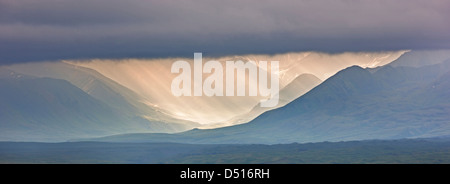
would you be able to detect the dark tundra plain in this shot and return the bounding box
[1,138,450,164]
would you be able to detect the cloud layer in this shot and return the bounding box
[1,0,449,64]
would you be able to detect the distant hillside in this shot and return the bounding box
[6,62,200,133]
[389,50,450,67]
[0,70,164,141]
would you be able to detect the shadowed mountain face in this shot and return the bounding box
[6,62,201,133]
[0,69,196,141]
[83,58,450,144]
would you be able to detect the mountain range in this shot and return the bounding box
[81,51,450,144]
[1,50,449,143]
[0,65,199,141]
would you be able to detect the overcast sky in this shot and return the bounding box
[0,0,449,64]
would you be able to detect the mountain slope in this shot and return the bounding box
[83,60,450,144]
[278,73,323,104]
[6,62,200,132]
[213,73,322,127]
[0,70,164,141]
[389,50,450,67]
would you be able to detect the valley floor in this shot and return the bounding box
[1,138,450,164]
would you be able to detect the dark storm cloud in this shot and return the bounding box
[0,0,449,64]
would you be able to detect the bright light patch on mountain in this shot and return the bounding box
[59,51,406,126]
